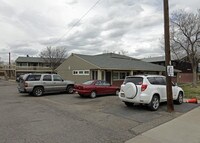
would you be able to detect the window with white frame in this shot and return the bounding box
[72,70,90,75]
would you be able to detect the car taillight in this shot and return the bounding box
[24,82,28,87]
[141,84,147,91]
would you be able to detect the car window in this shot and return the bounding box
[124,77,143,85]
[102,81,110,86]
[83,80,94,85]
[43,75,52,81]
[147,77,157,84]
[155,77,166,85]
[95,81,103,86]
[147,77,166,85]
[26,75,41,81]
[53,75,63,81]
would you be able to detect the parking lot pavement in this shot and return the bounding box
[0,80,199,143]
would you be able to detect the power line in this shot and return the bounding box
[51,0,102,47]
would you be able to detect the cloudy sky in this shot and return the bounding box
[0,0,199,62]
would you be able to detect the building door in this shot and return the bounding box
[106,71,111,84]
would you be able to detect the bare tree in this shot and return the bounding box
[40,46,67,72]
[103,50,128,55]
[118,50,128,55]
[170,9,200,87]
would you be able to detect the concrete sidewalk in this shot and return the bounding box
[126,105,200,143]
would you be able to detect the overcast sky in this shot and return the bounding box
[0,0,199,62]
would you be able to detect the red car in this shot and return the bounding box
[74,80,120,98]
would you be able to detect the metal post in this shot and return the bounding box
[163,0,174,112]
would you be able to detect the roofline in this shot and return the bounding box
[73,54,101,69]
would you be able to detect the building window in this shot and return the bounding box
[84,70,90,75]
[72,70,90,75]
[113,71,129,80]
[120,72,126,79]
[113,72,119,80]
[79,71,84,75]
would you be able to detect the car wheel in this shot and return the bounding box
[124,102,133,107]
[149,95,160,111]
[90,91,96,98]
[116,89,120,96]
[175,92,183,104]
[33,87,43,97]
[66,85,74,94]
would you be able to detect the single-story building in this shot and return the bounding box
[56,53,172,86]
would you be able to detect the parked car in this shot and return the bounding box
[17,73,75,96]
[74,80,120,98]
[119,75,184,111]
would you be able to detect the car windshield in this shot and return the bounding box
[83,80,94,85]
[124,77,143,85]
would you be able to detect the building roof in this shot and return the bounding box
[15,57,46,63]
[141,55,186,63]
[142,56,166,62]
[74,53,167,72]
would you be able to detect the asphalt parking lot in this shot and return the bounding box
[0,80,199,143]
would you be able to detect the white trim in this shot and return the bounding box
[72,70,90,75]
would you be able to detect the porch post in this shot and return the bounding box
[97,70,102,80]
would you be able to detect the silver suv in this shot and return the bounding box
[119,75,184,111]
[18,73,75,96]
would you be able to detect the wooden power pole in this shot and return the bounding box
[163,0,174,112]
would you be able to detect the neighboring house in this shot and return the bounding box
[56,53,171,86]
[15,56,52,78]
[142,56,200,83]
[142,56,192,73]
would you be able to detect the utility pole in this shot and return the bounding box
[9,52,11,78]
[163,0,174,112]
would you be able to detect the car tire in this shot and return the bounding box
[124,102,133,107]
[33,87,44,97]
[175,92,183,104]
[66,85,74,94]
[90,91,96,98]
[149,95,160,111]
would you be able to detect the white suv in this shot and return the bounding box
[119,75,184,111]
